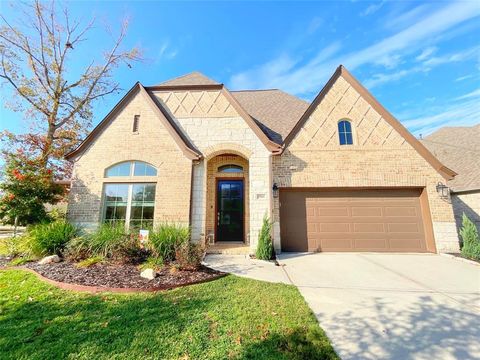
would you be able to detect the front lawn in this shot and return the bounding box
[0,270,337,360]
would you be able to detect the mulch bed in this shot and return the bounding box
[24,261,224,291]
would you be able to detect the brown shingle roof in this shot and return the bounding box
[157,71,220,86]
[231,89,309,144]
[421,124,480,192]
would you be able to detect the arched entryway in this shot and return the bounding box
[205,153,249,243]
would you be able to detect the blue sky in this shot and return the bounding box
[1,0,479,138]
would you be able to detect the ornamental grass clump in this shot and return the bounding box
[67,223,142,263]
[27,220,78,256]
[256,215,274,260]
[147,223,190,262]
[460,213,480,260]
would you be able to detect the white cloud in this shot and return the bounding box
[454,88,480,101]
[307,17,323,34]
[361,2,384,17]
[229,1,480,96]
[400,91,480,136]
[155,40,178,62]
[415,46,437,61]
[363,67,423,88]
[455,74,474,82]
[422,46,479,67]
[383,4,431,30]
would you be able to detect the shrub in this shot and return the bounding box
[256,215,274,260]
[175,241,205,271]
[1,235,32,259]
[460,213,480,260]
[9,256,35,266]
[27,220,77,256]
[147,223,190,262]
[67,223,143,263]
[140,256,164,271]
[76,256,104,268]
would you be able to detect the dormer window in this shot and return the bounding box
[338,120,353,145]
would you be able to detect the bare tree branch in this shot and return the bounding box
[0,0,142,176]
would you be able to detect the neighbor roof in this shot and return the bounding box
[157,71,221,86]
[231,89,310,144]
[421,124,480,192]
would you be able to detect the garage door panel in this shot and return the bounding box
[354,239,388,249]
[354,223,386,233]
[388,223,421,233]
[280,189,427,252]
[351,207,383,216]
[385,206,418,217]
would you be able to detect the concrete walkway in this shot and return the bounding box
[203,254,291,284]
[278,253,480,360]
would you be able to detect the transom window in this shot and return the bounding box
[218,164,243,173]
[103,183,155,229]
[338,120,353,145]
[105,161,157,177]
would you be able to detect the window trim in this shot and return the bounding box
[104,161,157,178]
[102,182,156,230]
[338,119,354,146]
[218,164,244,173]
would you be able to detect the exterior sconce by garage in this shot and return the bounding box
[272,183,279,198]
[436,182,450,200]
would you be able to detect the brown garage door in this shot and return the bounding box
[280,189,428,252]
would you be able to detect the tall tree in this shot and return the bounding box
[0,0,141,178]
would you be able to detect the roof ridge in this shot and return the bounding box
[157,71,220,86]
[231,89,280,92]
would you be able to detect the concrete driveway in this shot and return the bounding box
[277,253,480,360]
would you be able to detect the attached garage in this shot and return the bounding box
[279,188,434,253]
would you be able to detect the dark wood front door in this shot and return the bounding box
[216,180,244,241]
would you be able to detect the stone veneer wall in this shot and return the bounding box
[153,90,272,250]
[272,75,459,253]
[67,89,192,229]
[205,154,249,242]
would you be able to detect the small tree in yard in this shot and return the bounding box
[0,0,140,178]
[256,215,274,260]
[0,151,64,227]
[460,213,480,260]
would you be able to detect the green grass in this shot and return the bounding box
[0,270,337,360]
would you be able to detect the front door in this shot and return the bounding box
[216,180,244,241]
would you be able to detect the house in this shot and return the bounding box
[65,65,460,254]
[421,124,480,231]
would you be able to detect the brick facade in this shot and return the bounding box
[67,73,460,254]
[272,75,459,253]
[451,192,480,231]
[67,88,192,229]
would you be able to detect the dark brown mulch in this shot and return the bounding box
[25,261,224,289]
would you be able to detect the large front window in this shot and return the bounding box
[103,183,156,229]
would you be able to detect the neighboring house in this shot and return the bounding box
[421,124,480,231]
[65,66,460,254]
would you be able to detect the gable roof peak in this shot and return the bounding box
[157,71,221,86]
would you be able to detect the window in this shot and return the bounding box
[133,115,140,132]
[338,120,353,145]
[105,161,157,177]
[103,183,155,229]
[218,164,243,173]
